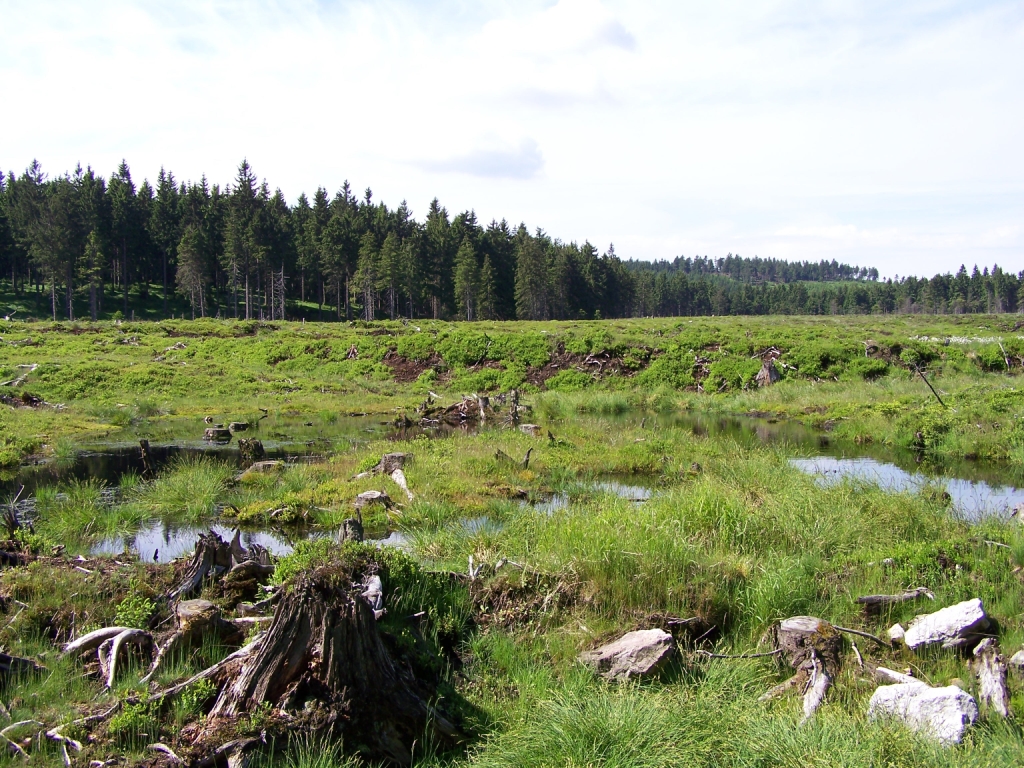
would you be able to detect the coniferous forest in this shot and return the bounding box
[1,159,1021,322]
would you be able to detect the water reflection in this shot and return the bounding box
[791,457,1024,521]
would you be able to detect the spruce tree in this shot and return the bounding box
[454,238,479,321]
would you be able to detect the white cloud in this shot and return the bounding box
[0,0,1022,277]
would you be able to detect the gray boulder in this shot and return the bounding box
[903,598,989,650]
[580,629,674,681]
[868,682,978,745]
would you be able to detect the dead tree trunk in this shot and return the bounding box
[210,566,459,765]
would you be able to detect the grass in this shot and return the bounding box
[0,316,1023,765]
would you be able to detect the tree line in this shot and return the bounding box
[0,159,1020,322]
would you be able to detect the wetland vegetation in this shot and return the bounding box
[0,313,1023,766]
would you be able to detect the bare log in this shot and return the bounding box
[855,587,935,617]
[972,638,1011,718]
[875,667,920,685]
[209,565,460,765]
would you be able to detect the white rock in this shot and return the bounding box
[868,682,978,745]
[1008,649,1024,671]
[903,598,989,650]
[888,623,905,644]
[580,629,674,681]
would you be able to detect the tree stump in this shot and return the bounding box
[761,616,842,722]
[237,438,266,467]
[339,518,364,544]
[168,532,233,601]
[755,359,781,387]
[210,565,459,765]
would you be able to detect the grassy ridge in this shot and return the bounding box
[1,314,1023,468]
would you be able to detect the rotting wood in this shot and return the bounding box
[62,626,137,657]
[354,452,411,479]
[98,629,151,689]
[208,565,460,765]
[856,587,935,617]
[972,638,1011,718]
[0,652,46,677]
[237,438,265,466]
[338,517,364,544]
[167,531,233,602]
[143,600,241,684]
[495,447,532,470]
[139,439,153,477]
[354,490,394,512]
[761,616,842,723]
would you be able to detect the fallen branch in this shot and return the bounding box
[855,588,934,617]
[832,625,888,647]
[148,633,265,706]
[99,629,152,688]
[696,649,783,660]
[62,626,136,657]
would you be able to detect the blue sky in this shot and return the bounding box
[1,0,1021,277]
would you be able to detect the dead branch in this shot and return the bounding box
[98,629,152,688]
[855,587,934,617]
[832,625,888,647]
[62,626,136,657]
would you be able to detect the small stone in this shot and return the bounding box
[228,421,249,432]
[888,623,906,644]
[518,424,542,437]
[1009,649,1024,671]
[903,598,989,650]
[579,629,674,681]
[868,682,978,745]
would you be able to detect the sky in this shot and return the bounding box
[1,0,1022,278]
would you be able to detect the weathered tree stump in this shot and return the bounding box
[209,565,459,764]
[168,532,233,601]
[339,518,364,544]
[755,359,781,387]
[237,438,265,466]
[143,599,241,684]
[760,616,842,722]
[139,439,154,477]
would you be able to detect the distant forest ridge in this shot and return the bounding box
[1,159,1021,322]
